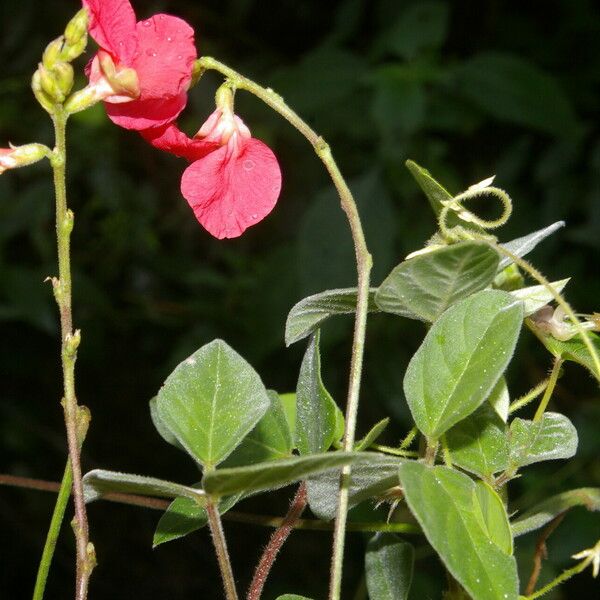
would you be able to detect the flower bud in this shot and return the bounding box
[53,62,74,97]
[64,8,88,47]
[32,70,56,113]
[61,36,88,62]
[0,143,49,175]
[64,86,100,115]
[37,64,65,104]
[42,37,64,70]
[215,84,235,112]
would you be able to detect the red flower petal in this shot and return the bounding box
[181,139,282,239]
[105,14,197,130]
[141,124,218,160]
[83,0,137,63]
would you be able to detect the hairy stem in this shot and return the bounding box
[247,483,307,600]
[197,56,373,600]
[1,473,422,535]
[509,379,549,415]
[206,500,239,600]
[32,462,72,600]
[525,513,566,596]
[533,358,563,422]
[49,108,93,600]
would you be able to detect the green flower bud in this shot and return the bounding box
[42,37,64,70]
[37,64,65,104]
[53,62,74,97]
[64,8,89,47]
[31,70,56,113]
[64,86,100,115]
[0,143,50,175]
[61,35,88,62]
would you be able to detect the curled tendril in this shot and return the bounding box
[438,185,513,242]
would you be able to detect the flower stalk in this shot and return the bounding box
[196,56,372,600]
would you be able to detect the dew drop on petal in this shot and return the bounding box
[177,55,183,60]
[250,213,258,220]
[145,49,157,57]
[167,36,173,42]
[142,19,152,27]
[243,159,255,171]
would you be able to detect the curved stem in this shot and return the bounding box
[206,500,239,600]
[49,108,94,600]
[247,483,307,600]
[32,462,72,600]
[196,56,373,600]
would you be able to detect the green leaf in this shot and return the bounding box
[404,160,484,232]
[508,412,578,469]
[285,288,382,346]
[296,332,342,455]
[149,396,184,452]
[498,221,565,269]
[156,339,271,468]
[488,377,509,422]
[279,392,297,442]
[376,242,500,321]
[446,404,509,479]
[82,470,205,504]
[276,596,314,600]
[365,533,414,600]
[528,326,600,380]
[510,279,570,316]
[153,493,240,547]
[377,1,448,60]
[399,463,518,600]
[404,290,523,439]
[202,452,367,497]
[306,456,403,521]
[511,488,600,537]
[223,391,293,468]
[454,53,579,137]
[472,481,513,554]
[355,418,390,451]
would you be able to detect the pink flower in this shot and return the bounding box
[142,108,282,239]
[83,0,196,130]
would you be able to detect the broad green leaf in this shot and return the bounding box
[375,242,500,321]
[510,279,569,316]
[405,160,484,232]
[446,404,509,479]
[153,492,240,547]
[276,596,313,600]
[156,340,270,468]
[472,481,513,554]
[149,396,184,452]
[202,452,367,497]
[511,488,600,537]
[355,418,390,451]
[488,377,509,422]
[285,288,382,346]
[404,290,523,439]
[508,412,578,469]
[399,463,518,600]
[454,53,579,137]
[296,332,341,455]
[279,392,297,442]
[82,470,205,504]
[528,325,600,380]
[306,457,403,520]
[365,533,414,600]
[223,391,293,468]
[498,221,565,269]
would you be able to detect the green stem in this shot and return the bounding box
[206,500,239,600]
[523,554,593,599]
[533,358,563,422]
[49,108,94,600]
[399,426,418,450]
[32,462,72,600]
[370,444,419,458]
[509,379,549,415]
[196,56,373,600]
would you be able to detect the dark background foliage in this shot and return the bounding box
[1,0,599,598]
